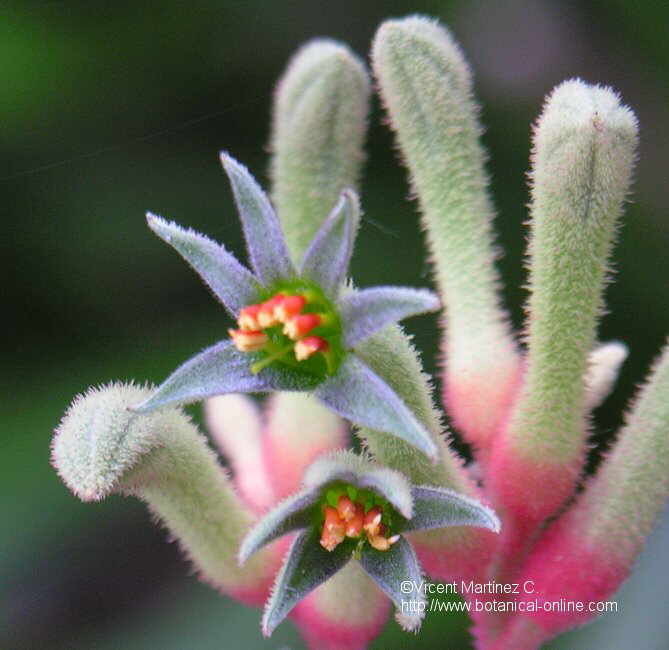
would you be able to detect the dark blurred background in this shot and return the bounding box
[3,1,668,648]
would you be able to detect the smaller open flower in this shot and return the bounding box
[132,153,442,457]
[238,451,501,636]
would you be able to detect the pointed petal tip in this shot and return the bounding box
[315,356,440,461]
[219,150,233,166]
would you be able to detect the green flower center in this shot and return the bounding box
[318,483,399,554]
[229,280,344,382]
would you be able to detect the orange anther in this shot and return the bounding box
[363,507,383,538]
[228,328,268,352]
[320,506,346,551]
[237,304,262,331]
[345,504,365,538]
[275,295,306,322]
[294,336,329,361]
[257,294,285,328]
[337,495,356,521]
[283,313,321,340]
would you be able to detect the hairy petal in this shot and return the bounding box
[353,325,473,491]
[238,487,320,565]
[300,190,360,296]
[401,485,500,533]
[339,286,440,348]
[220,153,295,284]
[270,39,370,263]
[359,536,425,632]
[262,528,352,637]
[133,340,318,413]
[146,213,259,317]
[315,354,438,459]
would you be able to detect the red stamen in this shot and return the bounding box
[257,294,285,328]
[283,313,322,340]
[345,504,365,538]
[237,304,262,331]
[275,295,306,322]
[363,507,383,537]
[228,328,268,352]
[337,495,356,521]
[294,336,329,361]
[320,506,346,551]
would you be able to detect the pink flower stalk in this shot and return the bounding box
[205,393,394,647]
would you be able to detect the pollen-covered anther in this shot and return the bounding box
[367,528,400,552]
[345,504,364,538]
[295,336,329,361]
[237,304,263,331]
[363,507,383,538]
[283,313,323,340]
[257,294,286,328]
[320,506,346,551]
[274,295,307,322]
[336,495,356,521]
[228,328,268,352]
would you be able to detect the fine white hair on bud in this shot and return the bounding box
[371,15,521,453]
[52,382,167,501]
[507,80,638,462]
[584,341,629,412]
[488,79,639,531]
[52,381,275,597]
[580,341,669,562]
[270,38,370,263]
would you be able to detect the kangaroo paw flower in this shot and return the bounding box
[134,156,441,458]
[239,451,500,635]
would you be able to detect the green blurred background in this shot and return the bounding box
[3,1,668,648]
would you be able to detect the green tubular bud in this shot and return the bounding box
[372,16,521,451]
[507,79,638,463]
[270,39,370,263]
[52,382,272,596]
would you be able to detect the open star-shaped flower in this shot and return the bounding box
[239,451,500,636]
[134,153,441,457]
